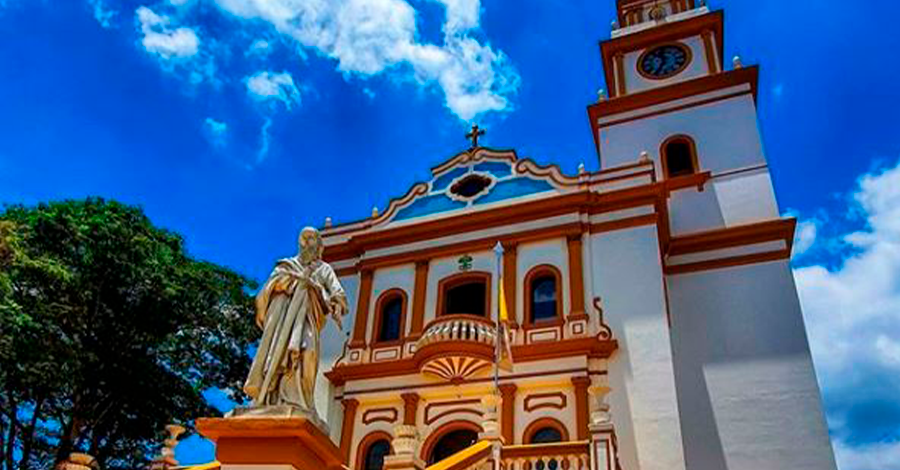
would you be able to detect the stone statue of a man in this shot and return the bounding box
[243,227,347,416]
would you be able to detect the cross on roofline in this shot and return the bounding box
[466,124,485,149]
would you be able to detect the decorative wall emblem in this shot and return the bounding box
[458,255,474,272]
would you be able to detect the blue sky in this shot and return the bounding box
[1,1,899,469]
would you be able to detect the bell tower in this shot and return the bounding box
[585,3,839,470]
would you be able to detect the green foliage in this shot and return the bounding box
[0,198,258,470]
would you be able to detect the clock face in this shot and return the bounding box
[639,44,690,79]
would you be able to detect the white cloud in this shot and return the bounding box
[834,441,900,470]
[136,6,200,60]
[792,216,819,258]
[247,39,271,57]
[245,71,301,109]
[88,0,116,29]
[256,118,273,164]
[211,0,518,120]
[203,118,228,147]
[794,160,900,470]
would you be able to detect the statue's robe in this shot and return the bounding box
[244,257,347,412]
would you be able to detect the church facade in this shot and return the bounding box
[316,1,837,470]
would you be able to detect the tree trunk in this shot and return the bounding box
[18,394,45,470]
[53,415,82,469]
[4,396,18,470]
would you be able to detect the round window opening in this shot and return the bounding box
[450,174,493,199]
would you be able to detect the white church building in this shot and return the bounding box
[208,1,839,470]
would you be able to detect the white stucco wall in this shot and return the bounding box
[666,260,837,470]
[590,225,687,470]
[319,274,359,438]
[599,95,765,174]
[624,36,709,94]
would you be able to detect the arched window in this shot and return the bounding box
[373,290,407,344]
[363,439,391,470]
[524,418,569,444]
[525,265,562,325]
[439,273,491,318]
[530,427,564,444]
[661,135,699,179]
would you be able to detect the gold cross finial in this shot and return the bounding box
[466,124,485,149]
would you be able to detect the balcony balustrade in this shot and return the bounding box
[414,315,497,381]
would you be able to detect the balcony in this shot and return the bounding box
[414,315,497,382]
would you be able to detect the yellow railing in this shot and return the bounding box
[425,441,493,470]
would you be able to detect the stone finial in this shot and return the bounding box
[324,217,333,228]
[588,386,612,426]
[597,88,607,102]
[639,151,651,162]
[150,424,185,470]
[371,206,379,218]
[578,163,586,175]
[610,20,618,30]
[733,56,743,69]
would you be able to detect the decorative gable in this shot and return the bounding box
[384,148,584,224]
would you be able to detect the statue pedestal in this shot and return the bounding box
[197,416,342,470]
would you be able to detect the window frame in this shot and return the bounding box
[436,272,492,319]
[355,432,393,470]
[523,264,564,328]
[371,289,408,346]
[660,134,700,179]
[523,417,570,444]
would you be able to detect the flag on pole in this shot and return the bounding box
[494,243,514,372]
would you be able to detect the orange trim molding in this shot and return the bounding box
[524,392,567,412]
[410,261,430,337]
[402,392,420,426]
[523,417,570,444]
[339,399,359,464]
[566,235,586,320]
[571,377,591,441]
[499,383,517,445]
[502,242,519,326]
[326,337,618,386]
[362,407,399,425]
[350,270,374,348]
[436,271,492,319]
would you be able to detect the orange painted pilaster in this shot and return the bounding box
[615,53,627,97]
[401,392,420,426]
[409,261,429,338]
[502,242,518,326]
[702,30,719,74]
[340,399,359,464]
[498,383,518,445]
[566,235,587,321]
[350,270,374,348]
[572,377,591,441]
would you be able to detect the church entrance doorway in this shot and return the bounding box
[427,428,479,465]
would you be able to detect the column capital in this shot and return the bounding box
[498,383,518,397]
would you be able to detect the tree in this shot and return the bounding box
[0,198,258,470]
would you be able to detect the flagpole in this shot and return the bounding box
[492,242,504,393]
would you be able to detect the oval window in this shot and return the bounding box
[450,174,493,199]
